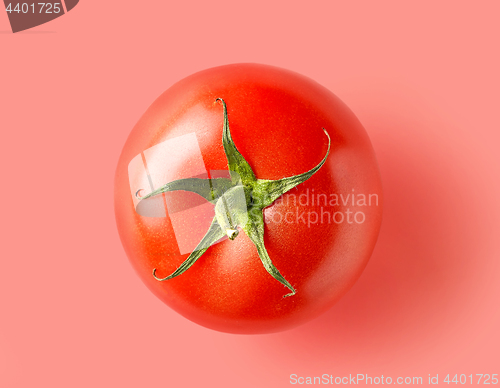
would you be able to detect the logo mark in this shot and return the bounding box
[3,1,78,33]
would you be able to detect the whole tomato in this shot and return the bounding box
[114,64,382,334]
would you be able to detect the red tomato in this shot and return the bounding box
[114,64,383,333]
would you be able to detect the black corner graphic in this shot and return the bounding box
[3,1,79,33]
[64,0,77,12]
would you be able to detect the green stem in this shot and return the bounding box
[139,98,331,297]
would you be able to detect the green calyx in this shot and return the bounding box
[142,98,331,297]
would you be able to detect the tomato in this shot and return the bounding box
[114,63,383,334]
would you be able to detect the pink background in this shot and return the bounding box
[1,1,499,387]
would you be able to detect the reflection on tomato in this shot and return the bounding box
[114,63,383,334]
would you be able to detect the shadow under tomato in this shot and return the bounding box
[248,110,483,372]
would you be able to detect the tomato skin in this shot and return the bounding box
[115,64,383,333]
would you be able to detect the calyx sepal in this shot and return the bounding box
[138,98,331,297]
